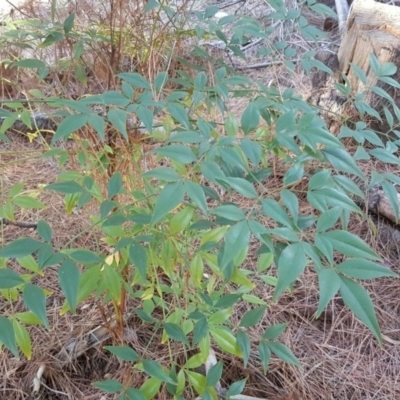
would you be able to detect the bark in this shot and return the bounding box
[338,0,400,109]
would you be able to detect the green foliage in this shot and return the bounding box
[0,1,399,398]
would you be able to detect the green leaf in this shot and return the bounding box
[151,182,185,225]
[140,377,162,399]
[193,318,208,345]
[210,205,245,221]
[118,72,151,89]
[258,341,271,373]
[241,102,260,135]
[52,114,88,143]
[108,109,128,140]
[102,213,126,227]
[206,361,223,387]
[241,138,262,167]
[152,145,196,164]
[37,220,52,242]
[284,163,304,186]
[0,238,42,258]
[221,221,249,272]
[102,264,122,301]
[59,265,100,314]
[88,113,105,141]
[201,161,225,184]
[261,199,293,228]
[210,327,242,357]
[164,323,190,346]
[219,177,258,199]
[371,86,393,103]
[369,53,381,76]
[154,71,168,92]
[263,323,287,340]
[349,63,367,84]
[336,259,397,279]
[316,268,341,317]
[184,180,208,214]
[257,253,274,272]
[168,131,203,144]
[381,181,399,223]
[194,71,207,90]
[63,13,75,34]
[23,284,49,329]
[122,81,134,99]
[369,148,400,165]
[215,295,242,310]
[105,345,139,361]
[167,103,191,129]
[227,379,246,397]
[236,329,250,367]
[0,316,18,358]
[9,183,24,198]
[46,181,84,194]
[142,167,181,182]
[137,106,153,133]
[13,59,46,69]
[339,276,382,344]
[108,172,123,199]
[125,388,146,400]
[280,189,299,223]
[380,62,397,76]
[190,254,204,288]
[58,260,80,314]
[40,32,64,47]
[266,342,301,367]
[69,249,103,264]
[170,206,193,234]
[225,112,239,137]
[142,360,176,384]
[274,243,307,301]
[208,309,232,326]
[309,188,361,213]
[93,380,124,393]
[315,234,334,264]
[129,242,148,278]
[37,245,64,269]
[13,320,32,360]
[187,371,206,396]
[316,207,341,232]
[240,306,266,327]
[13,196,45,209]
[322,148,364,179]
[321,231,381,261]
[0,268,24,288]
[14,312,41,325]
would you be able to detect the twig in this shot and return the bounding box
[234,59,298,70]
[0,218,37,229]
[32,313,137,395]
[4,0,31,18]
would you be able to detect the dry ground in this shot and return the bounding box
[1,0,400,399]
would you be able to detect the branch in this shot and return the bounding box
[0,218,37,229]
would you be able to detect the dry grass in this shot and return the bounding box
[1,0,400,399]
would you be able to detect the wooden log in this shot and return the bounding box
[338,0,400,109]
[369,187,400,224]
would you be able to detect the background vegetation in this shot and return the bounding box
[0,0,399,399]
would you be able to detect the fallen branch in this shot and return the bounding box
[32,315,137,396]
[0,218,37,229]
[369,188,400,225]
[234,59,298,70]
